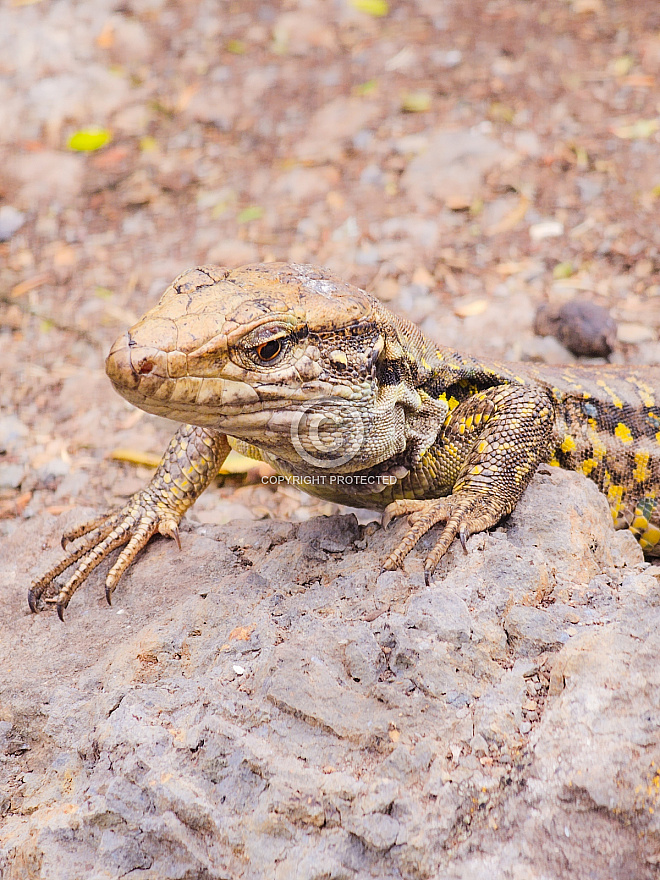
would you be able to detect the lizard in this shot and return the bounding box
[29,262,660,619]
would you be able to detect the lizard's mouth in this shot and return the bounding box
[105,331,344,447]
[105,331,263,426]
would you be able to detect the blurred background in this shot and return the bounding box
[1,0,659,530]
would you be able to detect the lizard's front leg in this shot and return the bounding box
[29,425,230,619]
[383,384,556,582]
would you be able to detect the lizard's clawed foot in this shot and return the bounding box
[28,493,183,620]
[382,494,493,585]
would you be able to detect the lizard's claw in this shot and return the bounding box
[158,519,181,549]
[29,492,183,619]
[29,425,230,619]
[382,493,496,584]
[381,499,430,531]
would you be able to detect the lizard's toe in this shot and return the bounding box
[382,498,451,571]
[381,499,431,531]
[383,493,499,578]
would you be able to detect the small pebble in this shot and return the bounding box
[534,300,616,359]
[233,665,245,675]
[617,322,655,345]
[0,206,26,241]
[434,48,462,68]
[529,220,564,241]
[0,464,25,490]
[469,733,489,756]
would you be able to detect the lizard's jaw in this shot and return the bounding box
[106,330,276,427]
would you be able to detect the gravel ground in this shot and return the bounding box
[1,1,660,877]
[1,0,660,534]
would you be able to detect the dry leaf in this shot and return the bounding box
[454,299,488,318]
[400,91,431,112]
[487,194,530,235]
[10,273,51,298]
[613,118,659,139]
[110,448,161,468]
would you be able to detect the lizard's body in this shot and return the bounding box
[30,263,660,617]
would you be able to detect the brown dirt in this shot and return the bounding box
[1,0,660,542]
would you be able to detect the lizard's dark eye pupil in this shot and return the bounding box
[257,339,282,362]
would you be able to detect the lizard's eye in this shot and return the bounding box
[240,322,302,369]
[256,338,283,362]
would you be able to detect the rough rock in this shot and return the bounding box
[534,300,617,359]
[1,467,659,878]
[2,0,660,874]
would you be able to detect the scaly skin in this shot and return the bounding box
[30,263,660,616]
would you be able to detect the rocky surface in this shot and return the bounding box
[1,467,660,879]
[3,0,660,876]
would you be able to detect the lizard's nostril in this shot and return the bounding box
[138,359,155,375]
[106,332,139,389]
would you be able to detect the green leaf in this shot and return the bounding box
[227,39,246,55]
[354,79,378,96]
[237,206,264,224]
[139,135,158,152]
[553,261,575,280]
[350,0,389,17]
[67,128,112,152]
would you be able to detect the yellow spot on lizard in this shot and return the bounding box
[635,380,655,407]
[607,484,624,517]
[640,524,660,550]
[561,435,577,453]
[632,514,649,533]
[592,436,607,461]
[596,379,623,409]
[633,451,651,483]
[580,458,597,476]
[614,422,633,445]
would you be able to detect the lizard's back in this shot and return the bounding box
[432,352,660,552]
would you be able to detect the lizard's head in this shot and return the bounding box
[106,263,406,469]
